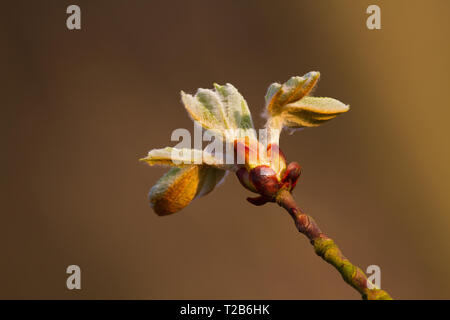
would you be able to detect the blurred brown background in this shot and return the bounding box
[1,0,449,299]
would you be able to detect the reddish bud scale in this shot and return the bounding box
[249,165,280,197]
[234,142,302,204]
[281,162,302,190]
[236,167,257,193]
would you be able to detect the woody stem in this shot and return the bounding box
[275,189,392,300]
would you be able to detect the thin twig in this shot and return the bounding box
[275,189,392,300]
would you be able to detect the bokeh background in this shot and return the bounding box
[1,0,450,299]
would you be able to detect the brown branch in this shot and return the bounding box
[275,189,392,300]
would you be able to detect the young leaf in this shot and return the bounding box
[181,83,256,141]
[281,96,349,128]
[149,166,227,216]
[213,83,255,136]
[265,72,320,116]
[181,91,227,132]
[140,147,234,170]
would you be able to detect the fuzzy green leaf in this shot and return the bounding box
[181,83,256,140]
[265,72,320,116]
[281,96,349,128]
